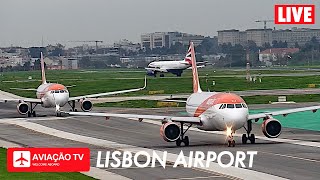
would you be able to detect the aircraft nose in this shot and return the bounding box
[54,93,69,106]
[223,110,248,129]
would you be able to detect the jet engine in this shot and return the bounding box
[261,118,282,138]
[80,99,93,112]
[146,70,156,77]
[160,122,181,142]
[17,102,29,115]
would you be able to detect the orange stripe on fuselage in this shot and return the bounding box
[194,93,245,117]
[46,84,67,91]
[36,83,67,99]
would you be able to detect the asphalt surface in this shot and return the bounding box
[0,102,320,180]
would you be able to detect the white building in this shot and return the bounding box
[217,29,240,46]
[141,32,205,49]
[218,27,320,47]
[272,28,320,47]
[246,29,272,47]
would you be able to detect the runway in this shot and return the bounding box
[0,103,320,179]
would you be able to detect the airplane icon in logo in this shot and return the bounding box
[13,151,30,167]
[15,153,28,165]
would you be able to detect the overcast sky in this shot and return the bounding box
[0,0,319,47]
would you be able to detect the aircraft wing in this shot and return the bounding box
[248,105,320,120]
[62,111,201,124]
[10,88,37,91]
[16,157,28,162]
[0,98,42,103]
[145,67,168,73]
[162,99,187,103]
[68,77,147,101]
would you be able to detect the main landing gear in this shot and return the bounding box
[175,122,192,147]
[242,120,255,144]
[68,100,78,112]
[27,102,38,117]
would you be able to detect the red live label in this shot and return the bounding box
[7,148,90,172]
[275,4,315,24]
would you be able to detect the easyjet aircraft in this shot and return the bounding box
[0,52,146,117]
[63,42,320,147]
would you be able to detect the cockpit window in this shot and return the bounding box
[60,90,65,93]
[227,104,234,108]
[242,103,248,108]
[54,90,60,93]
[235,104,242,108]
[219,104,226,109]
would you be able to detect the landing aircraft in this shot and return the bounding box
[0,52,146,117]
[63,42,320,147]
[145,47,206,77]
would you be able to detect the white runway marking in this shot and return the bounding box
[165,175,223,180]
[2,118,287,180]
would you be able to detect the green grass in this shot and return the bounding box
[1,69,320,98]
[244,94,320,104]
[0,148,94,180]
[96,100,185,108]
[96,94,320,108]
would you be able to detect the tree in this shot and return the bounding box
[33,59,46,70]
[29,47,47,58]
[23,61,31,71]
[197,37,218,55]
[272,40,287,48]
[79,56,91,68]
[247,40,259,53]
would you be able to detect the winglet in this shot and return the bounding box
[190,42,202,93]
[40,52,47,84]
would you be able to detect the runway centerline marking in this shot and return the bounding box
[164,175,224,180]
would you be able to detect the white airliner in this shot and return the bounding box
[63,42,320,147]
[0,52,146,117]
[145,48,206,77]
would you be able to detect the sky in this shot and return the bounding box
[0,0,319,47]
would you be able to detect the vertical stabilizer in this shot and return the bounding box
[184,46,192,65]
[40,52,47,84]
[190,42,202,93]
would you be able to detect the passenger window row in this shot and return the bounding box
[219,103,247,109]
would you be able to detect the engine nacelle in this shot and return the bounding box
[261,118,282,138]
[80,99,93,112]
[146,70,156,76]
[17,102,29,115]
[160,122,181,142]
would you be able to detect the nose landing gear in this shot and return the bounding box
[227,132,235,147]
[226,127,235,147]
